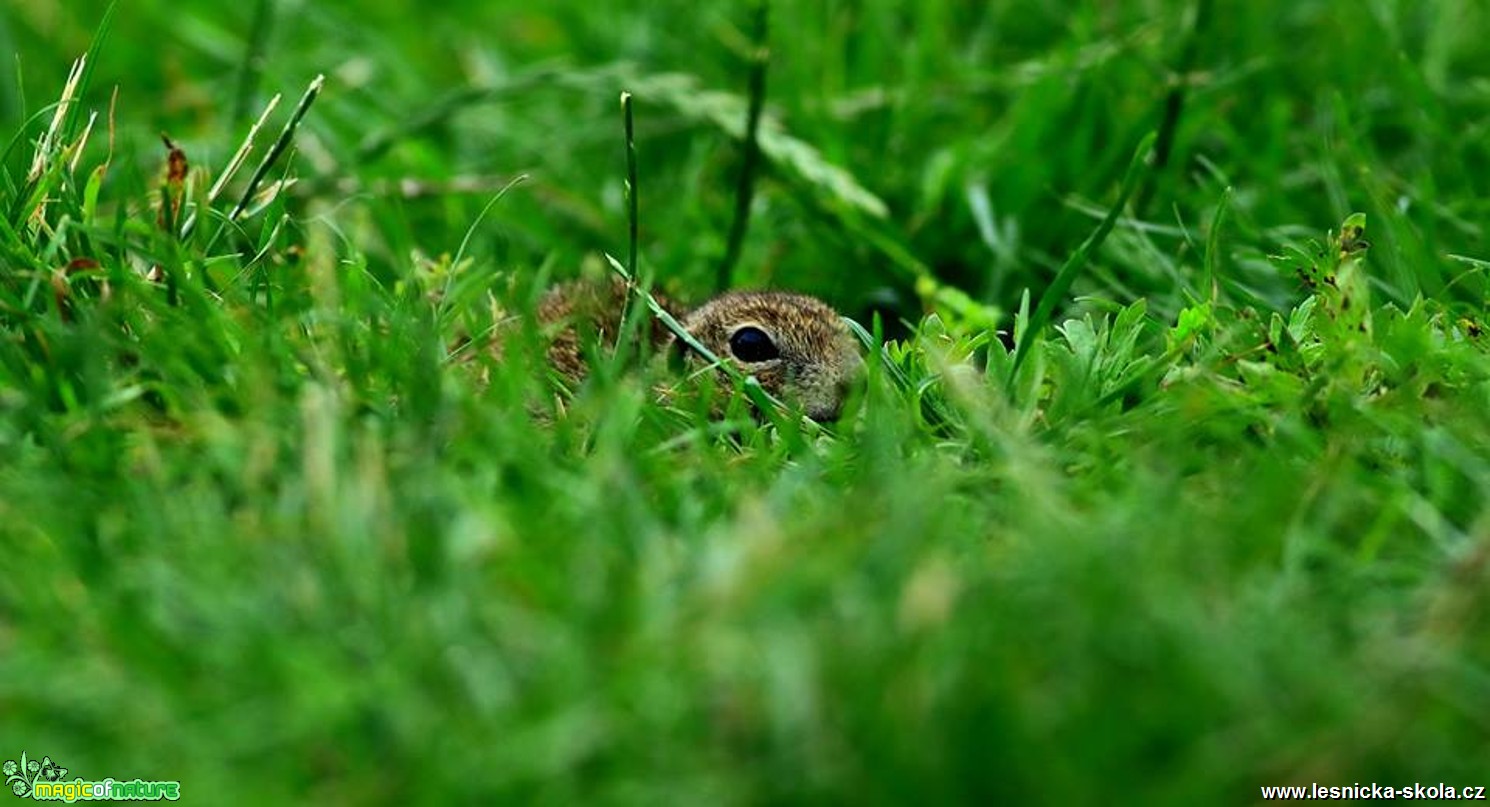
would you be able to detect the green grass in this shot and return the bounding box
[4,0,1490,802]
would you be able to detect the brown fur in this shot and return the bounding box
[536,277,687,382]
[528,279,861,421]
[678,291,861,421]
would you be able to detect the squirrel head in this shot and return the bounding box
[677,291,863,422]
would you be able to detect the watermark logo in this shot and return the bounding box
[4,753,179,802]
[4,755,65,797]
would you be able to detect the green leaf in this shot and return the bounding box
[1009,131,1157,381]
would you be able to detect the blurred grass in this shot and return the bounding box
[2,0,1489,803]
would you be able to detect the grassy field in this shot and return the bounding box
[3,0,1490,802]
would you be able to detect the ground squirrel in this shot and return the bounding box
[531,278,862,422]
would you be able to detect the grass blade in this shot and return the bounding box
[715,0,770,292]
[1009,131,1156,381]
[226,73,324,224]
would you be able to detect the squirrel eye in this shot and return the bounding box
[728,326,779,363]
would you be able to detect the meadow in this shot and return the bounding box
[2,0,1489,802]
